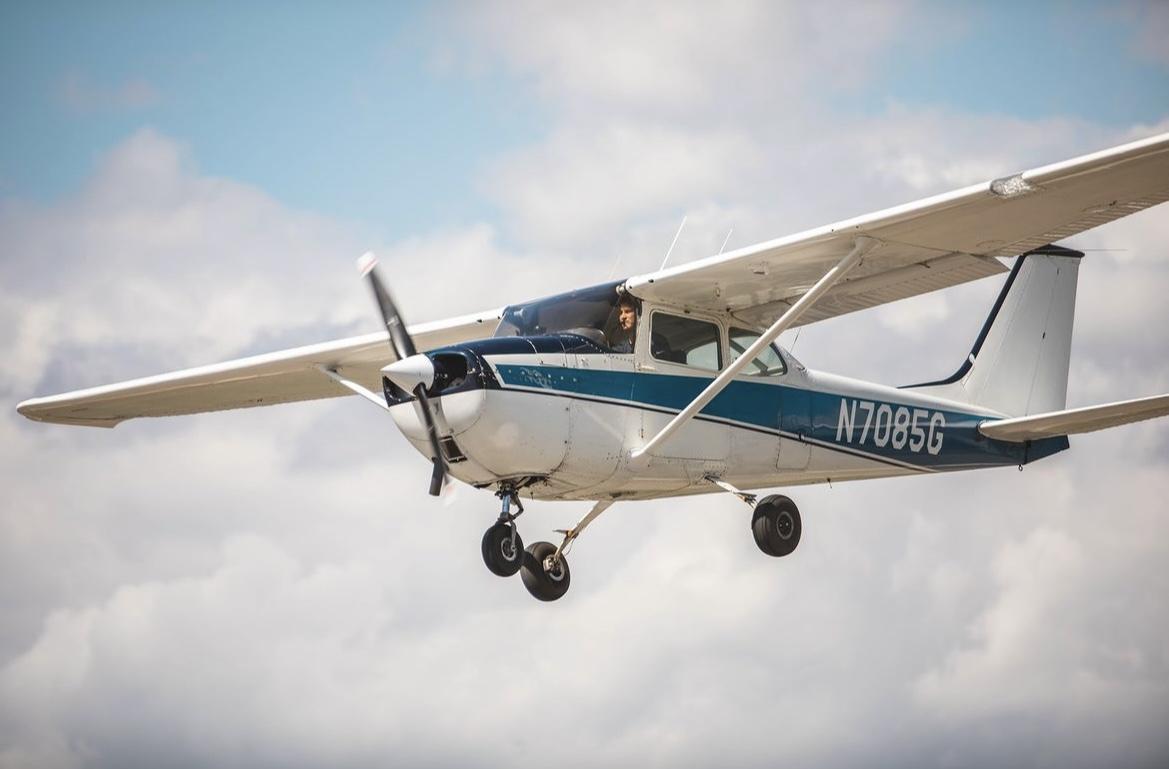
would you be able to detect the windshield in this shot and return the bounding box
[495,280,630,349]
[729,328,787,376]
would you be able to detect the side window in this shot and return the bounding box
[729,328,787,376]
[651,313,722,371]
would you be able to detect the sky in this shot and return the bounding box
[2,1,1168,767]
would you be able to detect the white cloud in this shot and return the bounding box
[910,467,1169,766]
[455,0,913,119]
[458,1,932,252]
[485,120,757,247]
[0,129,364,391]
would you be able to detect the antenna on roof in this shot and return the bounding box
[606,251,623,280]
[718,227,734,255]
[659,215,688,271]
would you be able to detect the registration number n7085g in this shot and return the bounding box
[835,398,945,455]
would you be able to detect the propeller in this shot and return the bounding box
[358,252,447,496]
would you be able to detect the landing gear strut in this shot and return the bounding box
[481,488,524,577]
[517,499,612,602]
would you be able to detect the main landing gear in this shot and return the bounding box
[706,476,802,558]
[480,488,612,602]
[520,541,571,602]
[751,494,801,557]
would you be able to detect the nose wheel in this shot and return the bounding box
[482,522,524,577]
[482,488,525,577]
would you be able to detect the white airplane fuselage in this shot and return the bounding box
[387,334,1067,502]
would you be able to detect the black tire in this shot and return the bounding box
[481,523,524,577]
[751,494,801,557]
[520,541,571,601]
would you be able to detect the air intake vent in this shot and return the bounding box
[440,436,467,463]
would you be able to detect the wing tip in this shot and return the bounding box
[16,398,123,428]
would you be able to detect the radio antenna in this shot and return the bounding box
[718,227,734,255]
[659,215,688,271]
[606,251,623,280]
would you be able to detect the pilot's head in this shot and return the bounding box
[617,294,638,333]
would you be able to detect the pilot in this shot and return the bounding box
[609,294,638,353]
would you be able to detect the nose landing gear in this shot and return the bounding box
[481,488,524,577]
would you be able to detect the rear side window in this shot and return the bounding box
[729,328,787,376]
[651,313,722,371]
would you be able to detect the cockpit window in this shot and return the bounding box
[651,313,722,371]
[494,280,634,351]
[729,328,787,376]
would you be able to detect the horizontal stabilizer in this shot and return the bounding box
[978,393,1169,442]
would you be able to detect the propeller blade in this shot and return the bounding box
[415,387,448,497]
[358,252,416,361]
[357,251,448,497]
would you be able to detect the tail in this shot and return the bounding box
[904,245,1082,417]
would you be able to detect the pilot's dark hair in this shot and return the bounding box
[616,292,639,310]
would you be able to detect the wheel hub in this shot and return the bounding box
[776,511,794,540]
[543,556,566,582]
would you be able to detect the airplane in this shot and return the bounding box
[17,132,1169,602]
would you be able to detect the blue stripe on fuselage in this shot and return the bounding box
[492,363,1068,470]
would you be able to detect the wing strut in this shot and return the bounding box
[315,365,390,411]
[630,236,880,465]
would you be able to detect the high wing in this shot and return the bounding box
[16,309,501,427]
[18,133,1169,429]
[978,394,1169,442]
[626,132,1169,328]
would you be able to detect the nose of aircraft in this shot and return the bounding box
[381,353,436,392]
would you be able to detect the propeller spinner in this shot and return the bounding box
[358,252,448,496]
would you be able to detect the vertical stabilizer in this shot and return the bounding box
[905,245,1081,417]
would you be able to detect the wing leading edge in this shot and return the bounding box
[626,132,1169,329]
[16,309,501,428]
